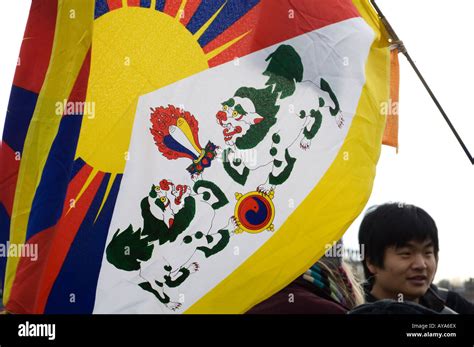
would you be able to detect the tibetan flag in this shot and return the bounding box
[1,0,397,314]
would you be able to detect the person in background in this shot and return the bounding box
[357,202,474,314]
[247,241,364,314]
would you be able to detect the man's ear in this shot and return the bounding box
[366,258,378,275]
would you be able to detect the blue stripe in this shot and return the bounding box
[0,204,10,293]
[155,0,165,11]
[140,0,151,8]
[26,115,82,240]
[45,174,123,313]
[2,85,38,153]
[197,0,260,47]
[94,0,110,19]
[186,0,226,34]
[163,135,198,160]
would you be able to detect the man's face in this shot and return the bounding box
[368,239,438,302]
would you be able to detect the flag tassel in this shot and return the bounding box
[370,0,474,165]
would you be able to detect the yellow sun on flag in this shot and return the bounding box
[76,6,209,174]
[71,0,255,217]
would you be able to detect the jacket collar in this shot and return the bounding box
[363,282,451,313]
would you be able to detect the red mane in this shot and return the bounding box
[149,105,201,160]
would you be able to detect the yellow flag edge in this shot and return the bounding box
[3,0,94,306]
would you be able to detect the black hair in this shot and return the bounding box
[358,202,439,280]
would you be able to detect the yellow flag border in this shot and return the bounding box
[3,0,94,306]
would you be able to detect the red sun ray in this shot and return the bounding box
[61,164,94,214]
[128,0,140,6]
[107,0,123,11]
[163,1,182,18]
[0,142,19,216]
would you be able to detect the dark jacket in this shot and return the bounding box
[246,277,347,314]
[349,299,439,314]
[364,283,474,314]
[426,285,474,314]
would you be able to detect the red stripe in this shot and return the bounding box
[180,0,201,26]
[205,0,360,67]
[61,164,93,214]
[13,0,58,94]
[128,0,140,6]
[6,229,55,314]
[107,0,122,11]
[0,142,20,216]
[66,50,91,105]
[163,0,181,17]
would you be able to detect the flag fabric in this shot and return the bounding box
[1,0,397,314]
[0,0,60,300]
[382,47,400,150]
